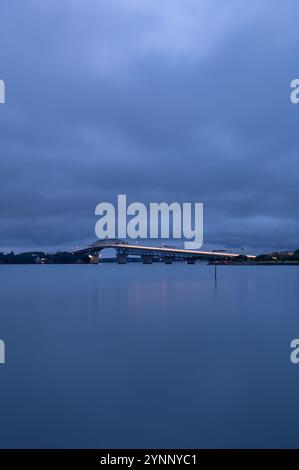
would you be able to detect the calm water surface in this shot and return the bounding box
[0,264,299,448]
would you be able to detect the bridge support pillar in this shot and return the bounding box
[186,258,195,264]
[116,254,128,264]
[89,254,99,264]
[142,255,153,264]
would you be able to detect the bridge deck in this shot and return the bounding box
[71,242,256,259]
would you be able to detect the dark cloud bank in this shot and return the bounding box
[0,0,299,253]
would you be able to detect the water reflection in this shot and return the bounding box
[0,264,299,448]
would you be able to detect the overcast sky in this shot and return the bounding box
[0,0,299,253]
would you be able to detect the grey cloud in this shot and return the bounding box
[0,0,299,252]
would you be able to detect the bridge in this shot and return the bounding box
[71,239,256,264]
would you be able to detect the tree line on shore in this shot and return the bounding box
[0,249,298,264]
[0,251,91,264]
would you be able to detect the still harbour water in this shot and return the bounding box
[0,264,299,448]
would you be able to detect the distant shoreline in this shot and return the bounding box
[1,259,299,266]
[209,261,299,266]
[1,248,299,265]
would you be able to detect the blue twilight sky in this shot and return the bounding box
[0,0,299,253]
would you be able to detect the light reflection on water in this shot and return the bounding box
[0,263,299,448]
